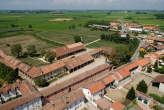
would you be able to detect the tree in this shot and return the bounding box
[11,44,22,58]
[45,51,56,63]
[126,87,136,100]
[0,62,19,84]
[147,67,152,73]
[139,51,146,58]
[74,35,81,43]
[35,77,49,87]
[40,49,46,57]
[27,45,37,57]
[28,24,32,29]
[162,56,164,62]
[136,80,148,93]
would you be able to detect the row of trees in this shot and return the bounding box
[11,44,56,63]
[0,62,19,85]
[11,24,32,29]
[101,33,139,66]
[11,44,37,58]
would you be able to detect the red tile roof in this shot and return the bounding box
[45,89,85,110]
[27,66,42,78]
[110,102,125,110]
[96,98,111,110]
[17,62,31,73]
[88,48,103,56]
[152,75,164,83]
[0,49,7,58]
[40,61,65,75]
[0,80,41,110]
[52,42,85,58]
[40,64,110,97]
[63,53,94,70]
[0,91,41,110]
[103,75,115,85]
[135,58,151,67]
[87,81,105,94]
[148,37,164,42]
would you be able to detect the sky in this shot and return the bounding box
[0,0,164,10]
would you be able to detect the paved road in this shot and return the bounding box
[130,39,145,61]
[84,39,101,46]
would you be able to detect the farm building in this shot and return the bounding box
[152,75,164,93]
[51,42,86,60]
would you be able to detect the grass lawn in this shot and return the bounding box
[19,57,48,67]
[87,40,129,52]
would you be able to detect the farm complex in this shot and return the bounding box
[0,10,164,110]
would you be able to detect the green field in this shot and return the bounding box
[0,11,163,66]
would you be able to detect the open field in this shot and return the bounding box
[49,18,73,22]
[0,35,55,55]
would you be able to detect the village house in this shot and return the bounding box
[83,81,105,102]
[110,101,125,110]
[148,37,164,45]
[152,75,164,93]
[155,44,164,50]
[110,21,121,30]
[143,24,159,32]
[103,74,115,89]
[63,53,94,73]
[144,52,161,65]
[140,43,157,52]
[95,98,111,110]
[0,80,42,110]
[136,91,155,110]
[51,42,86,60]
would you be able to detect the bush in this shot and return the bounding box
[35,77,49,87]
[136,80,148,93]
[139,51,146,58]
[45,51,56,63]
[27,45,37,57]
[149,93,164,104]
[126,87,136,100]
[147,67,152,73]
[74,35,82,43]
[153,105,163,110]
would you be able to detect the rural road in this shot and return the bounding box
[84,39,101,46]
[130,39,145,61]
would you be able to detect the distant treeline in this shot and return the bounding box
[154,14,164,19]
[85,20,110,27]
[136,12,147,14]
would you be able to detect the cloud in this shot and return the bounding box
[0,0,163,10]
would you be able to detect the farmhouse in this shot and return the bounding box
[152,75,164,93]
[88,48,103,58]
[143,24,159,32]
[144,52,161,65]
[110,21,121,30]
[63,53,94,73]
[51,42,86,59]
[40,64,111,103]
[0,80,42,110]
[84,81,105,101]
[148,37,164,44]
[136,90,154,109]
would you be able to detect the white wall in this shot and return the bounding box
[14,97,42,110]
[159,83,164,93]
